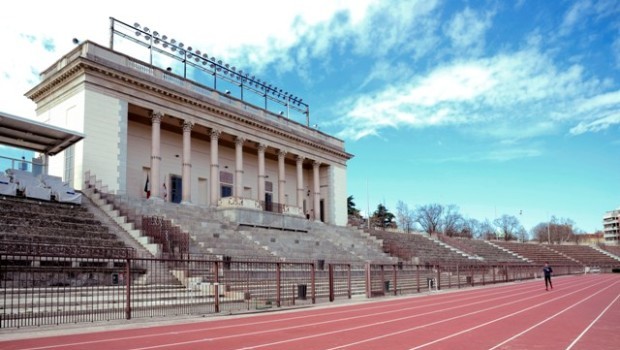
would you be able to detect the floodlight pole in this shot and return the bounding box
[183,51,187,78]
[109,17,115,50]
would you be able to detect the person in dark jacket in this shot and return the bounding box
[543,262,553,291]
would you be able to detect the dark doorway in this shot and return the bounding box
[320,199,325,222]
[170,175,182,203]
[265,192,273,212]
[221,185,233,198]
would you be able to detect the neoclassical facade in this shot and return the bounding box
[26,41,352,226]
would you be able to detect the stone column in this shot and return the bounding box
[181,120,193,204]
[296,156,305,208]
[278,150,287,207]
[235,137,245,198]
[209,129,221,207]
[257,143,267,205]
[313,161,321,221]
[149,111,163,200]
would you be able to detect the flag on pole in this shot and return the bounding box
[144,175,151,198]
[162,180,167,201]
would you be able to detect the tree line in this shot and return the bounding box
[347,196,586,242]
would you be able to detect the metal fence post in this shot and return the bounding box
[311,262,316,304]
[416,264,420,293]
[393,264,398,296]
[347,264,352,299]
[214,260,220,313]
[125,257,131,320]
[276,262,281,307]
[328,264,335,302]
[365,262,371,298]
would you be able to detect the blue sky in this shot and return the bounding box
[1,0,618,233]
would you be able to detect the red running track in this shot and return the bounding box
[1,274,619,350]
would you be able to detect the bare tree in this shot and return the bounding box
[442,205,464,237]
[396,200,414,233]
[517,225,528,242]
[479,219,497,240]
[493,214,520,241]
[414,203,444,235]
[460,218,479,239]
[532,216,577,244]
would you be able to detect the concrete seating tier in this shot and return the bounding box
[240,226,361,263]
[0,224,117,240]
[108,195,278,259]
[0,196,87,216]
[370,230,475,265]
[442,236,528,263]
[0,196,125,250]
[598,244,620,258]
[546,245,620,266]
[492,241,577,265]
[0,234,126,248]
[314,226,396,264]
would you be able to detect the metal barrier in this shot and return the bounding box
[364,262,588,298]
[1,245,360,328]
[2,244,601,329]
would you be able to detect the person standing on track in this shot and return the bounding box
[543,262,553,291]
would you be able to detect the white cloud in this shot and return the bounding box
[560,0,592,35]
[335,47,595,141]
[0,0,442,118]
[443,7,494,56]
[613,35,620,68]
[419,145,542,163]
[570,112,620,135]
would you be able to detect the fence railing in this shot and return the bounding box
[2,245,605,329]
[1,246,359,328]
[364,262,589,298]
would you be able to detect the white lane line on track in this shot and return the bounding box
[487,280,620,350]
[318,277,608,350]
[564,288,620,350]
[13,277,547,350]
[228,277,606,350]
[127,282,549,350]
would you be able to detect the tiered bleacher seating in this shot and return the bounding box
[492,241,577,265]
[141,216,190,258]
[3,169,81,203]
[439,235,529,264]
[0,195,138,288]
[41,174,82,204]
[547,245,620,267]
[6,168,51,200]
[316,226,395,263]
[0,171,17,196]
[0,196,124,249]
[598,244,620,259]
[370,230,474,265]
[239,225,360,263]
[103,194,277,260]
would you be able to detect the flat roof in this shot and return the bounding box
[0,111,84,156]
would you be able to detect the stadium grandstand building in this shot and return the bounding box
[603,208,620,245]
[23,19,352,226]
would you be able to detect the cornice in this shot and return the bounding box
[27,58,353,161]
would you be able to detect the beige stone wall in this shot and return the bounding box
[126,120,315,209]
[330,164,348,226]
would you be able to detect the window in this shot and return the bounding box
[221,185,232,198]
[64,145,74,186]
